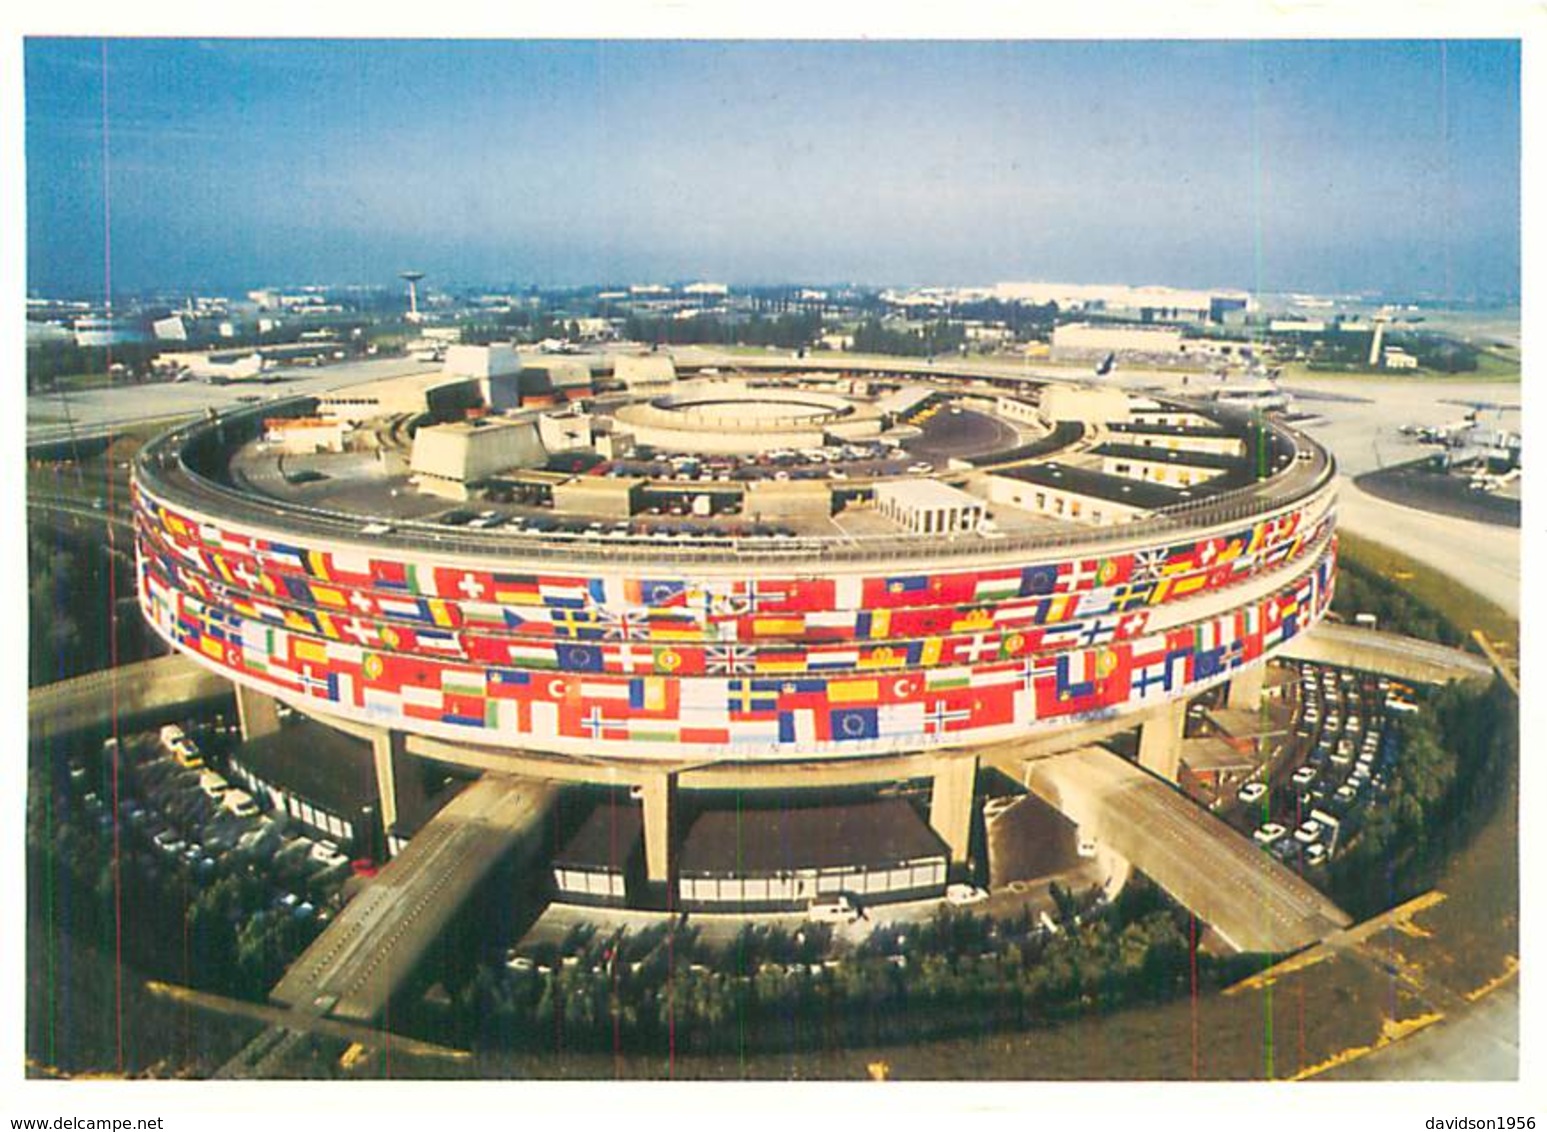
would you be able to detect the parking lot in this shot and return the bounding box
[1221,661,1410,874]
[65,711,363,932]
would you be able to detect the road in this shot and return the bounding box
[29,653,234,744]
[1281,622,1495,684]
[1334,476,1518,617]
[269,774,556,1023]
[1027,747,1350,954]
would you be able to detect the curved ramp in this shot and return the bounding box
[1027,747,1350,954]
[1281,623,1493,685]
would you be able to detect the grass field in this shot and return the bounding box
[1336,529,1517,654]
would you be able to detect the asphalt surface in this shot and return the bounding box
[1027,747,1350,954]
[27,356,437,442]
[270,774,556,1024]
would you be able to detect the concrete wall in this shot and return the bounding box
[409,419,545,486]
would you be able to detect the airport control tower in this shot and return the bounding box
[400,271,425,323]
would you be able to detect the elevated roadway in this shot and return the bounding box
[1026,747,1351,954]
[29,653,234,745]
[219,773,557,1077]
[1280,622,1493,685]
[269,773,557,1022]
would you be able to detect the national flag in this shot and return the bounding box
[540,578,598,608]
[1055,559,1101,594]
[726,678,778,715]
[401,684,444,712]
[628,676,673,713]
[377,596,428,621]
[924,700,973,735]
[1131,548,1168,582]
[926,666,971,691]
[858,643,913,669]
[550,608,601,638]
[311,585,348,609]
[506,642,559,669]
[597,607,645,639]
[951,608,995,634]
[973,572,1022,602]
[868,574,930,607]
[292,638,329,665]
[954,633,1000,664]
[328,548,374,582]
[879,703,926,738]
[753,650,807,675]
[604,642,656,674]
[628,578,688,607]
[680,677,731,723]
[827,678,880,705]
[488,667,533,695]
[416,629,464,656]
[808,610,856,634]
[306,551,332,580]
[706,645,755,675]
[752,616,804,638]
[491,573,544,605]
[261,542,307,572]
[1052,652,1097,702]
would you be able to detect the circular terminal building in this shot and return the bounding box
[133,356,1336,911]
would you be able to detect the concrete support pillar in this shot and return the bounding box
[929,755,978,866]
[233,683,282,741]
[1138,698,1188,783]
[1226,663,1267,712]
[640,771,678,896]
[370,729,424,836]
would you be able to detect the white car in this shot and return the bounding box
[309,841,349,869]
[1237,782,1268,805]
[945,883,989,906]
[1293,820,1323,845]
[806,895,861,924]
[1253,823,1288,846]
[221,789,259,817]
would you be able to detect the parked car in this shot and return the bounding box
[1237,782,1268,805]
[1253,823,1287,846]
[807,895,861,924]
[222,789,260,818]
[945,883,989,906]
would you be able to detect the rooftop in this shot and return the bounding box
[678,797,947,875]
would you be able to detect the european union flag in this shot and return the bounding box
[1021,565,1059,596]
[557,643,604,672]
[1194,647,1226,681]
[830,707,879,742]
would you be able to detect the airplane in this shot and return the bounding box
[183,352,269,384]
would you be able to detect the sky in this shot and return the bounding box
[22,38,1522,301]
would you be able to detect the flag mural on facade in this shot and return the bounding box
[138,489,1333,754]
